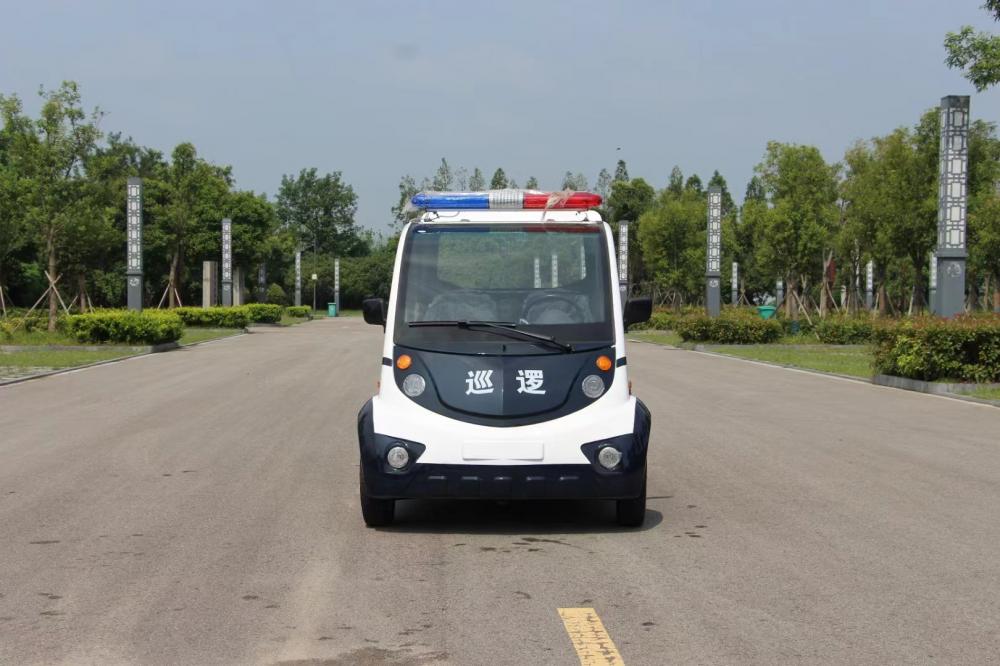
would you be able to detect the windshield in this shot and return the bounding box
[394,223,614,354]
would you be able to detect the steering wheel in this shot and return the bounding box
[521,293,587,324]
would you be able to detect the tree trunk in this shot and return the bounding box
[877,282,888,318]
[968,269,979,311]
[77,274,87,313]
[994,273,1000,312]
[47,237,58,331]
[819,261,829,319]
[168,251,180,308]
[788,277,799,322]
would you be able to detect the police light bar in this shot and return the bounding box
[410,190,602,211]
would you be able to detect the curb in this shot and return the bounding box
[0,332,245,388]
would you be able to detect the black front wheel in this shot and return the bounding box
[360,470,395,527]
[615,470,647,527]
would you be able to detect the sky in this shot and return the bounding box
[3,0,1000,231]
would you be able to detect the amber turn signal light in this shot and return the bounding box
[396,354,412,370]
[596,355,613,371]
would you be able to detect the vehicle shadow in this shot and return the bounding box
[383,499,663,534]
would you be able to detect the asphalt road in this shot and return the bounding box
[2,318,1000,665]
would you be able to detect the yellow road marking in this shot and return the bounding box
[558,607,625,665]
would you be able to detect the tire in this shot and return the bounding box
[360,470,395,527]
[615,470,646,527]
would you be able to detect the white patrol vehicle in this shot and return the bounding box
[357,190,652,527]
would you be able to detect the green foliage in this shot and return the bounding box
[637,188,705,303]
[285,305,311,318]
[242,303,283,323]
[172,306,250,328]
[814,315,875,344]
[65,309,183,345]
[607,177,654,224]
[275,167,360,255]
[944,20,1000,92]
[489,168,508,190]
[265,283,287,305]
[675,311,783,344]
[872,315,1000,382]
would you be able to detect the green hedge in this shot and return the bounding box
[675,312,783,344]
[173,306,250,328]
[285,305,312,318]
[815,316,875,344]
[243,303,283,324]
[65,310,183,345]
[872,315,1000,383]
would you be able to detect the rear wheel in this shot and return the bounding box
[615,470,647,527]
[360,470,395,527]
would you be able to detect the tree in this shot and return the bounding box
[525,176,539,190]
[1,82,103,329]
[149,143,232,307]
[489,168,508,189]
[754,141,840,320]
[594,168,612,200]
[561,171,588,191]
[637,188,706,306]
[607,178,654,224]
[392,174,419,226]
[469,167,486,190]
[0,107,30,304]
[454,166,468,190]
[275,167,359,257]
[667,166,684,196]
[744,175,766,203]
[970,194,1000,310]
[684,174,703,195]
[944,1,1000,91]
[431,158,452,191]
[614,159,629,182]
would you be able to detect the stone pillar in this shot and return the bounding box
[334,258,340,316]
[705,186,722,317]
[202,261,218,307]
[126,177,143,310]
[929,251,938,313]
[533,257,541,289]
[865,260,874,310]
[220,218,233,307]
[257,264,267,302]
[935,95,970,317]
[294,251,302,307]
[731,262,739,306]
[618,220,629,302]
[550,252,559,288]
[777,279,785,308]
[232,267,245,306]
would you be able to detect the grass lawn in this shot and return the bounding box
[0,348,136,370]
[970,387,1000,401]
[708,345,873,378]
[1,328,80,346]
[179,328,242,345]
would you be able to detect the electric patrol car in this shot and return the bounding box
[357,190,652,527]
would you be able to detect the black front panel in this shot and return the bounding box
[392,345,616,427]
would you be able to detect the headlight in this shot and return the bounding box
[386,445,410,469]
[597,446,622,469]
[581,374,605,399]
[402,373,426,397]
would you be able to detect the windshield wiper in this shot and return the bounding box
[409,320,574,352]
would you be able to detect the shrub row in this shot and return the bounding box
[173,306,251,328]
[872,315,1000,383]
[815,316,875,344]
[65,310,184,345]
[285,305,312,318]
[242,303,283,324]
[674,311,783,344]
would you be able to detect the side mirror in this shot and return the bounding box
[623,297,652,330]
[362,298,387,327]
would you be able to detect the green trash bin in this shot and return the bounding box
[327,303,338,317]
[756,305,777,320]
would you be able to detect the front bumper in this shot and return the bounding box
[356,398,651,500]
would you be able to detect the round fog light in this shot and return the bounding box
[597,446,622,470]
[581,374,605,398]
[386,445,410,469]
[402,373,426,397]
